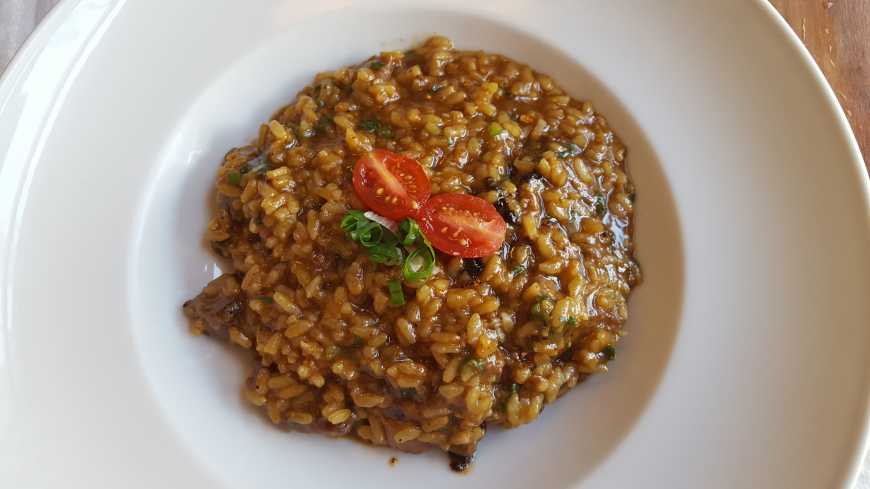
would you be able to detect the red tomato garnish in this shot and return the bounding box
[352,149,431,220]
[419,193,507,258]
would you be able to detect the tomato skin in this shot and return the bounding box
[419,193,507,258]
[352,149,430,220]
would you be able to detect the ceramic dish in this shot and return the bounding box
[0,1,868,488]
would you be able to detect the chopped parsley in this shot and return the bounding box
[315,115,333,133]
[487,122,505,137]
[556,143,583,159]
[359,118,380,132]
[358,118,394,139]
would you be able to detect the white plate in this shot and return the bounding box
[1,0,868,488]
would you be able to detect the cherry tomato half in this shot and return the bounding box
[352,149,431,220]
[419,193,507,258]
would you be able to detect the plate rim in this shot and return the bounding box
[752,2,870,486]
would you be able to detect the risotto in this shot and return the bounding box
[182,36,640,470]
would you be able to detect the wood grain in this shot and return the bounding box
[769,0,869,167]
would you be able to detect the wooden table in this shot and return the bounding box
[770,0,869,166]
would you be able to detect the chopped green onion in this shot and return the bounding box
[601,345,616,362]
[487,122,505,137]
[403,245,435,281]
[368,242,403,265]
[227,171,241,186]
[343,213,436,280]
[370,60,385,70]
[397,219,435,281]
[398,219,423,246]
[388,279,405,305]
[351,219,385,247]
[530,296,554,322]
[341,211,403,265]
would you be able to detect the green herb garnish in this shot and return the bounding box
[341,211,384,246]
[340,211,403,265]
[370,60,385,70]
[556,143,582,159]
[511,265,526,276]
[368,241,403,265]
[398,218,435,282]
[530,295,554,322]
[398,219,423,246]
[227,171,241,186]
[465,358,485,372]
[359,118,394,139]
[315,115,333,133]
[341,212,436,281]
[388,279,405,305]
[403,245,435,282]
[359,119,380,132]
[488,122,505,137]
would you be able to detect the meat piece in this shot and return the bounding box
[448,451,474,473]
[463,258,485,279]
[182,274,244,337]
